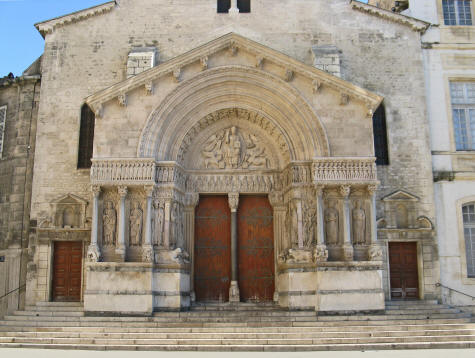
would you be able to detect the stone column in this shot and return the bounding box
[228,192,240,302]
[184,193,199,302]
[142,186,155,262]
[314,185,328,262]
[116,186,128,261]
[163,200,172,249]
[269,191,286,302]
[340,185,354,261]
[87,185,102,262]
[367,184,383,261]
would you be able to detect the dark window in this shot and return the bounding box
[443,0,472,25]
[217,0,231,13]
[237,0,251,13]
[372,104,389,165]
[77,104,95,169]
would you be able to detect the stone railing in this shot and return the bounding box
[91,158,157,185]
[312,157,377,184]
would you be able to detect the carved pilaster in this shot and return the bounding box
[142,185,155,263]
[228,192,239,212]
[315,185,328,262]
[340,185,354,261]
[116,186,128,260]
[88,185,102,262]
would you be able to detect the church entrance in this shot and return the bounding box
[194,194,275,302]
[52,241,83,302]
[389,242,419,299]
[238,196,274,302]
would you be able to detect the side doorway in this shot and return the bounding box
[389,242,419,299]
[52,241,83,301]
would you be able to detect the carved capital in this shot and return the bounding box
[339,185,351,198]
[367,184,378,197]
[144,185,155,198]
[142,245,155,263]
[173,68,181,82]
[268,191,284,207]
[368,244,383,261]
[228,192,239,212]
[315,184,325,197]
[200,56,208,71]
[91,185,101,198]
[184,192,200,208]
[87,244,102,262]
[313,244,328,262]
[118,93,127,107]
[118,186,128,198]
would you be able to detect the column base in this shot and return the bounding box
[314,244,328,262]
[339,245,354,261]
[86,244,101,262]
[115,247,126,262]
[229,280,240,302]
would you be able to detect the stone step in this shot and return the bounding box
[25,305,84,312]
[2,328,475,340]
[382,308,462,315]
[12,311,85,317]
[0,341,475,351]
[385,300,439,305]
[35,302,82,307]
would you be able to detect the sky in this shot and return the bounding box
[0,0,369,77]
[0,0,108,77]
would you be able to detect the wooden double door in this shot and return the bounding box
[52,241,83,301]
[194,195,274,302]
[389,242,419,299]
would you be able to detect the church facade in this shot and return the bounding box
[1,0,443,316]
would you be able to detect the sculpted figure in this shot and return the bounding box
[202,132,224,169]
[287,201,299,248]
[153,200,165,246]
[170,202,181,248]
[243,134,268,168]
[129,202,143,246]
[352,200,366,245]
[303,197,317,248]
[103,201,116,246]
[325,199,339,245]
[224,126,241,168]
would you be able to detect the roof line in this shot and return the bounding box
[350,0,430,33]
[34,1,116,38]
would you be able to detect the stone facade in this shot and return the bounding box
[0,0,445,314]
[0,61,41,317]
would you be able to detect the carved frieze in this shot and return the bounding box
[312,158,377,184]
[91,158,156,185]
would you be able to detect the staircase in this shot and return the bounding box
[0,300,474,351]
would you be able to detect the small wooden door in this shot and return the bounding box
[389,242,419,299]
[194,196,231,302]
[52,241,83,301]
[238,196,275,302]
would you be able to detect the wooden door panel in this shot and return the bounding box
[53,241,83,302]
[194,196,231,302]
[389,242,419,299]
[238,196,274,302]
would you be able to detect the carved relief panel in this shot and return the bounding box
[51,194,88,229]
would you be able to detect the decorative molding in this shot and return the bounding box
[255,56,264,69]
[229,41,238,56]
[145,82,154,95]
[200,56,208,71]
[228,193,239,212]
[85,33,382,116]
[91,158,156,185]
[340,93,349,106]
[284,69,294,82]
[313,80,322,94]
[118,93,127,107]
[34,1,116,38]
[350,0,430,33]
[312,157,378,184]
[172,68,181,82]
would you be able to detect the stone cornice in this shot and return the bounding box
[35,1,116,38]
[350,1,430,33]
[85,33,383,115]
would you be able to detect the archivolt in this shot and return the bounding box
[137,66,330,162]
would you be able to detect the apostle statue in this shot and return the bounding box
[324,199,339,245]
[352,200,366,245]
[129,201,143,246]
[103,201,116,246]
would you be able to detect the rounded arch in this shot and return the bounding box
[137,66,330,162]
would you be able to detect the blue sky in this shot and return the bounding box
[0,0,369,77]
[0,0,107,76]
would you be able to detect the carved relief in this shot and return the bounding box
[129,201,143,246]
[303,195,318,248]
[103,201,117,246]
[286,200,299,248]
[152,199,165,247]
[352,199,366,245]
[201,126,269,169]
[51,194,88,229]
[171,202,184,249]
[325,199,339,245]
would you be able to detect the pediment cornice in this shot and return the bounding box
[350,1,430,32]
[35,1,116,38]
[86,33,383,117]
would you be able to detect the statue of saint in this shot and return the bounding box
[352,200,366,245]
[103,201,116,246]
[129,202,143,246]
[224,126,241,168]
[153,200,165,247]
[325,199,339,245]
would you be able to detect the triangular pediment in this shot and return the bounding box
[86,33,382,116]
[52,193,88,205]
[382,190,419,202]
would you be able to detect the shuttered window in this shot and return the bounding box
[0,106,6,159]
[372,104,389,165]
[77,104,95,169]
